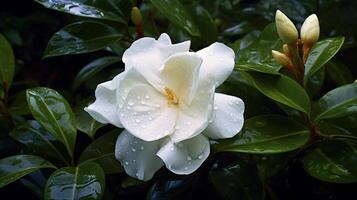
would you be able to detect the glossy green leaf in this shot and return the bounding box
[0,155,56,188]
[44,162,105,200]
[34,0,126,23]
[79,130,123,174]
[326,60,353,86]
[190,5,217,43]
[236,23,283,74]
[256,152,295,178]
[209,158,264,200]
[150,0,200,36]
[304,37,345,84]
[26,87,77,158]
[302,140,357,183]
[305,67,325,97]
[73,56,120,90]
[10,120,68,165]
[74,104,104,139]
[44,21,122,58]
[218,115,309,154]
[0,33,15,87]
[241,71,311,114]
[318,114,357,137]
[316,83,357,120]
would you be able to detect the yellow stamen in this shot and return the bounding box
[164,87,179,106]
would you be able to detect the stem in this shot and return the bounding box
[288,43,305,86]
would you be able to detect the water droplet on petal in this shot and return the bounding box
[148,117,153,121]
[125,161,129,165]
[128,101,135,106]
[187,156,192,161]
[145,95,150,99]
[198,154,203,159]
[214,106,218,110]
[140,146,144,150]
[175,125,180,130]
[135,119,141,123]
[131,148,136,152]
[209,51,214,56]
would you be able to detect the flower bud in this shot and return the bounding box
[300,14,319,44]
[275,10,298,44]
[131,7,142,26]
[272,50,290,66]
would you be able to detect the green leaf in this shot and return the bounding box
[26,87,77,158]
[241,71,311,114]
[209,158,264,200]
[34,0,126,23]
[74,104,104,139]
[302,140,357,183]
[326,60,354,86]
[44,21,122,58]
[0,155,56,188]
[190,5,217,43]
[73,56,120,90]
[44,162,105,200]
[304,37,345,84]
[218,115,309,154]
[317,114,357,137]
[305,67,325,98]
[256,152,295,178]
[10,120,69,165]
[79,130,123,174]
[316,83,357,120]
[236,23,283,74]
[9,90,31,116]
[0,33,15,87]
[150,0,200,36]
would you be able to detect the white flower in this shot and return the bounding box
[85,33,245,181]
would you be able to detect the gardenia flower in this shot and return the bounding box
[85,33,245,181]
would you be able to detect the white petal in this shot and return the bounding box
[84,74,123,127]
[157,134,210,175]
[197,42,235,87]
[115,130,163,181]
[204,93,244,139]
[118,83,176,142]
[122,35,190,83]
[158,33,171,45]
[170,76,215,142]
[160,52,202,104]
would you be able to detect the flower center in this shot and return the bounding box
[164,87,179,106]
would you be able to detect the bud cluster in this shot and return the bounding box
[272,10,320,83]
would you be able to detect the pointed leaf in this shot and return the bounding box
[0,155,56,188]
[44,162,105,200]
[241,71,311,114]
[218,115,309,154]
[316,83,357,120]
[44,21,122,58]
[26,87,77,157]
[304,37,345,84]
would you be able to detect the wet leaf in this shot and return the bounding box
[34,0,126,23]
[44,21,122,58]
[44,162,105,200]
[0,155,56,188]
[26,87,77,158]
[302,140,357,183]
[218,115,309,154]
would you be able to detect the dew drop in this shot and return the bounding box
[128,101,135,106]
[209,51,214,56]
[125,161,129,165]
[198,154,203,159]
[120,113,124,117]
[135,119,141,123]
[148,117,153,121]
[175,125,180,130]
[140,146,144,150]
[131,148,136,152]
[187,156,192,161]
[145,95,150,99]
[184,167,189,170]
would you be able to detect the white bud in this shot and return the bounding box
[272,50,290,66]
[300,14,319,44]
[275,10,298,44]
